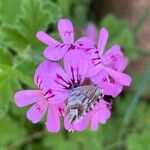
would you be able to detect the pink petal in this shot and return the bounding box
[64,115,89,131]
[91,70,108,84]
[100,82,123,97]
[43,44,68,61]
[15,90,42,107]
[73,115,89,131]
[90,112,99,131]
[87,63,103,77]
[35,61,70,104]
[39,61,70,90]
[84,23,97,42]
[110,54,127,72]
[64,50,89,84]
[26,100,47,123]
[36,31,59,46]
[75,36,95,51]
[64,118,72,131]
[86,49,103,77]
[58,19,74,44]
[48,91,69,104]
[97,100,111,124]
[103,45,123,57]
[90,100,111,130]
[104,67,132,86]
[46,105,60,132]
[91,70,123,97]
[34,60,51,85]
[102,45,127,72]
[98,28,109,56]
[34,60,69,88]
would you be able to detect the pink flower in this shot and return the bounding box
[15,90,63,133]
[14,20,132,133]
[15,60,70,132]
[15,49,91,132]
[36,19,94,61]
[33,49,110,132]
[87,28,132,97]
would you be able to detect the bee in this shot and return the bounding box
[65,85,104,123]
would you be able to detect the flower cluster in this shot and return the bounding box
[15,19,131,132]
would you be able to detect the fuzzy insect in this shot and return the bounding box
[65,85,104,123]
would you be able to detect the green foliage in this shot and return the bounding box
[0,0,61,53]
[0,0,22,24]
[127,103,150,150]
[0,115,26,149]
[101,15,138,60]
[127,131,150,150]
[0,0,61,118]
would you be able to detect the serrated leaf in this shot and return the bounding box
[0,46,13,65]
[0,68,14,117]
[44,0,62,23]
[16,0,50,46]
[0,0,22,24]
[0,0,60,53]
[0,25,28,51]
[0,63,34,117]
[15,57,37,79]
[15,69,34,88]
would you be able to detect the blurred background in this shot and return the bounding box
[0,0,150,149]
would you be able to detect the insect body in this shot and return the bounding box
[65,85,104,123]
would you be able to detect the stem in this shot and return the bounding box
[133,5,150,36]
[7,130,46,149]
[104,140,126,150]
[118,65,150,139]
[136,47,150,56]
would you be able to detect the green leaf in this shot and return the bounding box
[0,0,61,53]
[16,0,50,46]
[101,14,137,60]
[43,133,79,150]
[0,64,34,117]
[44,0,62,23]
[57,0,71,17]
[127,129,150,150]
[15,69,34,88]
[0,115,26,149]
[0,25,28,51]
[0,67,14,117]
[0,0,22,24]
[73,5,87,27]
[0,46,13,65]
[123,65,150,126]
